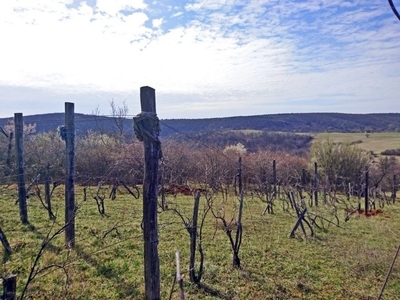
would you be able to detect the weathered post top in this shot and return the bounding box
[65,102,75,118]
[140,86,156,113]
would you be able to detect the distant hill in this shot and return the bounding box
[0,112,399,137]
[0,113,121,136]
[160,113,400,136]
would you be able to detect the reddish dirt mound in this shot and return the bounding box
[163,184,192,196]
[362,209,383,216]
[163,184,206,196]
[346,208,383,217]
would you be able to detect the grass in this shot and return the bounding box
[314,132,400,156]
[229,129,263,135]
[1,185,400,299]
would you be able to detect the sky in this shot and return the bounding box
[0,0,399,119]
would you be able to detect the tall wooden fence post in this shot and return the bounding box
[133,86,161,300]
[5,132,13,177]
[65,103,75,248]
[393,174,397,203]
[365,166,369,214]
[45,162,54,220]
[300,168,306,200]
[14,113,28,224]
[273,159,277,197]
[314,162,318,206]
[189,192,201,283]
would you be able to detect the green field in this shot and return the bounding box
[1,185,400,299]
[314,132,400,156]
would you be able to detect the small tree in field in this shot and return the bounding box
[311,137,369,188]
[109,99,129,141]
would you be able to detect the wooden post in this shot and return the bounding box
[299,168,305,200]
[347,182,351,201]
[393,174,397,203]
[314,162,318,206]
[237,156,243,193]
[14,113,28,224]
[5,132,13,177]
[2,274,17,300]
[45,162,53,220]
[365,166,369,214]
[273,160,277,196]
[65,103,75,247]
[189,192,200,283]
[262,159,275,215]
[135,86,161,300]
[175,250,185,300]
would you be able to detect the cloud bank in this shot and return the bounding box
[0,0,399,118]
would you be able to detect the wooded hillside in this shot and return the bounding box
[161,113,400,135]
[0,112,399,137]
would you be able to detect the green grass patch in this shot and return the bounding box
[315,132,400,156]
[228,129,264,135]
[1,185,400,299]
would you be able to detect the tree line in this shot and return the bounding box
[2,112,400,140]
[1,121,398,200]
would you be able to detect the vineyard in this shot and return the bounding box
[1,91,400,299]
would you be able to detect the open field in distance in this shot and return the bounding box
[314,132,400,156]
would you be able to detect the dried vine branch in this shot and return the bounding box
[0,226,12,256]
[20,218,73,299]
[388,0,400,21]
[171,191,210,284]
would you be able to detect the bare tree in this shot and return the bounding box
[110,99,129,140]
[209,157,245,268]
[171,191,211,284]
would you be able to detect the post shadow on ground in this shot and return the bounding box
[74,245,141,299]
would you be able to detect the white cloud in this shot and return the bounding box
[0,1,151,92]
[152,18,163,28]
[185,0,249,12]
[0,0,399,118]
[95,0,146,16]
[171,11,183,18]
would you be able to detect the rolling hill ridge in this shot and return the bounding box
[0,112,399,137]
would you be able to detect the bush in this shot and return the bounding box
[310,137,369,186]
[381,148,400,156]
